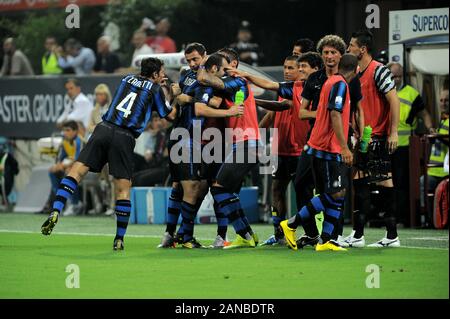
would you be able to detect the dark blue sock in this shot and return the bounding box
[211,187,248,239]
[214,201,228,239]
[115,200,131,240]
[181,201,198,243]
[321,194,344,242]
[166,186,183,236]
[52,176,78,213]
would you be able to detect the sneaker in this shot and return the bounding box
[157,232,176,248]
[113,238,124,251]
[368,237,400,248]
[104,208,115,216]
[341,231,365,248]
[259,235,286,246]
[182,237,205,249]
[208,235,230,249]
[296,234,320,249]
[280,220,297,250]
[315,240,347,251]
[223,234,256,249]
[41,211,59,235]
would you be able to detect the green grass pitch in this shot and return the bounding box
[0,212,448,298]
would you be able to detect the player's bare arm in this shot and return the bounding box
[385,88,400,154]
[299,97,317,119]
[227,67,280,91]
[331,109,353,165]
[194,102,243,118]
[255,98,291,111]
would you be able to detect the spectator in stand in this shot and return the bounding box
[48,121,84,216]
[229,21,263,66]
[56,38,96,75]
[0,137,19,207]
[0,37,34,76]
[130,30,154,67]
[94,35,121,74]
[132,113,170,186]
[87,84,112,137]
[145,17,177,53]
[292,38,315,56]
[420,88,449,225]
[42,36,62,75]
[57,78,93,137]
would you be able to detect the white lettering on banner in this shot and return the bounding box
[0,95,31,123]
[412,14,449,32]
[32,94,65,122]
[0,94,73,124]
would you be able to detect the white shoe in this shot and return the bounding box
[208,235,230,249]
[104,208,115,216]
[341,231,365,248]
[367,237,400,248]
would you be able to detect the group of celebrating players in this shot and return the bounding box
[41,29,401,252]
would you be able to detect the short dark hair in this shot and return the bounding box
[65,78,80,87]
[62,120,78,131]
[284,55,299,63]
[141,57,164,78]
[351,29,374,54]
[297,52,324,70]
[204,53,226,71]
[293,38,315,53]
[64,38,81,50]
[217,47,239,67]
[185,42,206,56]
[338,54,358,74]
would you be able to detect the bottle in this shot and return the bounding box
[359,125,372,153]
[234,89,245,106]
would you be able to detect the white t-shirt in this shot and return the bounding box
[57,93,93,129]
[131,44,154,67]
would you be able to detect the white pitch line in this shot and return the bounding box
[0,229,448,250]
[409,237,449,241]
[0,229,210,241]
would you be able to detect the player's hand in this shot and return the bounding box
[387,131,398,154]
[280,99,293,109]
[171,83,181,96]
[225,67,248,78]
[341,146,353,166]
[176,94,192,106]
[228,104,245,117]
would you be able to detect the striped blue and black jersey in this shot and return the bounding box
[102,74,172,138]
[177,69,202,132]
[278,81,295,99]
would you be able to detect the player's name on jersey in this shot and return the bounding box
[123,75,153,90]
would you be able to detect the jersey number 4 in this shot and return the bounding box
[116,92,137,118]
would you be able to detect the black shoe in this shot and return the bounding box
[182,237,205,249]
[113,238,124,251]
[41,211,59,235]
[296,234,320,249]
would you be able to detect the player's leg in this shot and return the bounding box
[260,177,289,246]
[179,179,208,248]
[367,176,400,247]
[158,181,183,248]
[112,178,132,250]
[41,161,90,235]
[212,143,259,249]
[293,152,320,246]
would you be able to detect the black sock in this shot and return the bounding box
[380,186,398,239]
[353,179,370,238]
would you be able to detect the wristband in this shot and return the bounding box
[199,65,206,70]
